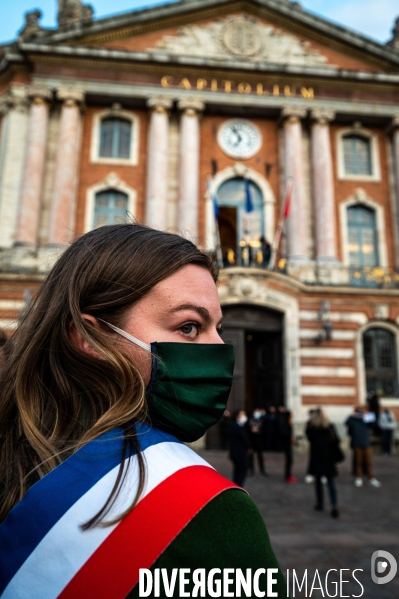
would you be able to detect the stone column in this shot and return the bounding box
[48,87,84,245]
[392,116,399,268]
[177,98,204,239]
[0,86,29,248]
[310,109,338,262]
[282,107,309,262]
[15,86,52,247]
[144,96,173,230]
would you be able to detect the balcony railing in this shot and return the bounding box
[220,246,399,289]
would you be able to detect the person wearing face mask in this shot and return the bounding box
[0,224,286,598]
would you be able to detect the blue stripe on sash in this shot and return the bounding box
[0,423,179,594]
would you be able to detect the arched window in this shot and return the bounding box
[93,189,128,228]
[363,328,398,397]
[99,117,132,159]
[216,177,264,265]
[343,134,372,176]
[347,205,378,267]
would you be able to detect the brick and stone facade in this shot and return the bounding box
[1,0,399,427]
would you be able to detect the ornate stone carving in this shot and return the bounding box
[149,16,331,67]
[28,85,53,104]
[387,17,399,50]
[374,303,389,320]
[177,98,205,116]
[310,108,335,124]
[282,106,307,123]
[2,86,29,113]
[391,115,399,131]
[351,188,368,204]
[18,10,43,39]
[56,86,84,106]
[57,0,94,28]
[146,96,173,113]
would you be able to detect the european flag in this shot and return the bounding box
[207,180,219,218]
[244,178,254,213]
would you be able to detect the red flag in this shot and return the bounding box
[283,180,293,217]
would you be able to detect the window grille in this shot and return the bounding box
[99,117,131,159]
[93,189,128,228]
[363,328,398,397]
[343,134,372,176]
[347,205,378,267]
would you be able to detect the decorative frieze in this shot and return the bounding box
[150,16,331,67]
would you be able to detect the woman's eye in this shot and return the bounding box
[180,323,200,338]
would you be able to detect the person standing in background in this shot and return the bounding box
[248,408,267,477]
[306,408,340,518]
[278,406,297,484]
[229,410,251,487]
[346,406,381,487]
[379,408,397,455]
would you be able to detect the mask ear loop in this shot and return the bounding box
[98,319,151,353]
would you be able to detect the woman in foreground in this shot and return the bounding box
[0,224,286,598]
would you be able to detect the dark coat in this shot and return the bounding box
[306,423,338,478]
[345,415,370,448]
[229,422,251,462]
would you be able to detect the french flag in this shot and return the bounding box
[0,424,236,599]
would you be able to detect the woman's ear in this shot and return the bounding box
[69,314,102,358]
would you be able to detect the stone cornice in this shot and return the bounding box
[16,0,399,71]
[15,43,399,85]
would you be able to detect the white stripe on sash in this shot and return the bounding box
[4,442,211,599]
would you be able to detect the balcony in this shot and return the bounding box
[219,244,399,289]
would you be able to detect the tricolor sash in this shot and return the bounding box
[0,424,239,599]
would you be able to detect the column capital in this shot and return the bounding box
[56,86,85,107]
[177,98,205,116]
[28,85,53,105]
[391,115,399,131]
[310,108,335,125]
[146,96,173,113]
[281,106,307,124]
[4,86,30,113]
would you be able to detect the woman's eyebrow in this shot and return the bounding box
[168,303,212,324]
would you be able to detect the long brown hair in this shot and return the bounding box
[0,223,218,525]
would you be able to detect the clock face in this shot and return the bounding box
[217,119,262,159]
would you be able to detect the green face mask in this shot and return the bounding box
[102,322,235,442]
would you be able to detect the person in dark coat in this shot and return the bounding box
[263,405,279,451]
[277,406,297,483]
[248,408,267,476]
[306,408,339,518]
[229,410,251,487]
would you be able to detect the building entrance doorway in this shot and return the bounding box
[206,304,284,448]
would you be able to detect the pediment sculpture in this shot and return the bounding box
[148,16,331,67]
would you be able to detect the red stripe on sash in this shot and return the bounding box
[58,465,239,599]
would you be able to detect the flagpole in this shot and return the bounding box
[269,178,293,270]
[206,177,224,268]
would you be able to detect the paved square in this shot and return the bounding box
[198,448,399,598]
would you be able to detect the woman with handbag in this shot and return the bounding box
[306,408,342,519]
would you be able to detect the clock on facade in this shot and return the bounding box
[217,119,262,159]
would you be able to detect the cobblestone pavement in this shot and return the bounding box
[197,448,399,599]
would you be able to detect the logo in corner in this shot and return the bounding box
[371,550,397,585]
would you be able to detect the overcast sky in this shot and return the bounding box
[0,0,397,45]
